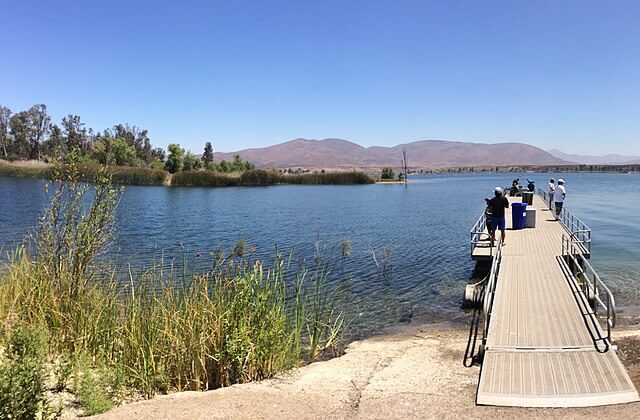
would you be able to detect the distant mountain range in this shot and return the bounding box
[212,138,569,169]
[547,149,640,165]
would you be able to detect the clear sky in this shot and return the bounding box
[2,0,639,155]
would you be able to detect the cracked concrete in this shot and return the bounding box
[94,324,640,419]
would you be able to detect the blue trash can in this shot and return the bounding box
[512,202,527,230]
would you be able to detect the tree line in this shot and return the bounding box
[0,103,253,173]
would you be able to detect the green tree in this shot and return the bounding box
[62,114,89,154]
[92,137,137,166]
[165,143,185,173]
[6,104,51,160]
[183,151,201,171]
[27,104,51,160]
[43,123,65,158]
[202,141,214,166]
[0,105,11,159]
[151,147,165,162]
[9,111,31,159]
[149,158,165,170]
[218,160,230,172]
[232,154,244,171]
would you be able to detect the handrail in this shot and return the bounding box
[537,188,592,255]
[562,235,616,344]
[470,212,489,254]
[482,240,502,348]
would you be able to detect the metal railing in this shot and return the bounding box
[482,240,503,348]
[470,212,490,254]
[562,235,615,345]
[538,188,592,255]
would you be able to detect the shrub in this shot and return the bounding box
[75,365,115,416]
[0,326,48,419]
[380,167,395,180]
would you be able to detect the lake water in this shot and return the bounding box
[1,173,639,338]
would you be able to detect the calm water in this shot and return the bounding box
[1,173,639,337]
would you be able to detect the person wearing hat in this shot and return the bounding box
[553,179,566,220]
[548,178,556,210]
[486,186,510,246]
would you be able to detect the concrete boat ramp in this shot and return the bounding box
[470,190,639,407]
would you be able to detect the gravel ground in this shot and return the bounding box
[93,324,640,419]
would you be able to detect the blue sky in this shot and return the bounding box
[2,0,639,155]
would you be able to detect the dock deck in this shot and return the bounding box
[473,193,639,407]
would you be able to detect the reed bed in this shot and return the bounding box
[0,159,52,179]
[171,170,240,187]
[0,160,168,186]
[0,164,344,416]
[172,169,374,187]
[279,171,374,185]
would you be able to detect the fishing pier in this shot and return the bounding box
[468,189,639,407]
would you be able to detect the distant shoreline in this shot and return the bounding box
[2,160,639,189]
[0,160,375,187]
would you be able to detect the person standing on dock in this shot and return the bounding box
[548,178,556,209]
[554,179,566,220]
[488,187,509,247]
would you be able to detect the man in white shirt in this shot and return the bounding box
[554,179,566,220]
[548,178,556,210]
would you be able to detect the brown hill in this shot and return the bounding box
[212,138,570,169]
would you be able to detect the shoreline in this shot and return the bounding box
[0,160,374,187]
[93,321,640,419]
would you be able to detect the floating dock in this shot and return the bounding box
[470,190,639,407]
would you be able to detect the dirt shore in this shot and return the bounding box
[94,324,640,419]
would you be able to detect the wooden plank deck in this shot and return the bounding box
[476,194,639,407]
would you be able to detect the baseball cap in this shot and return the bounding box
[494,187,503,194]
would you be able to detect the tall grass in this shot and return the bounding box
[77,164,168,186]
[171,170,240,187]
[0,162,344,414]
[0,159,168,186]
[279,171,374,185]
[0,159,52,179]
[172,169,374,187]
[2,160,373,187]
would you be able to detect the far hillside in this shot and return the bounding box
[213,138,571,170]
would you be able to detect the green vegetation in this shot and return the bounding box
[0,160,52,179]
[209,154,255,172]
[0,326,49,419]
[0,103,379,188]
[202,141,214,166]
[0,159,168,186]
[165,143,185,173]
[279,171,373,185]
[0,163,345,416]
[172,169,374,187]
[380,167,395,180]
